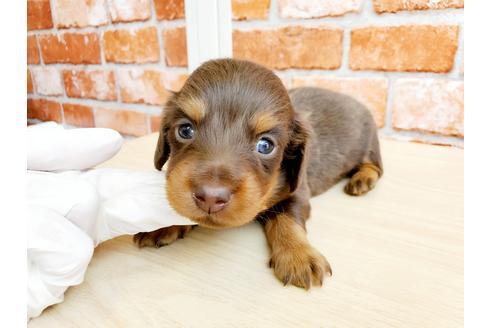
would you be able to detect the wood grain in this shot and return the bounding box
[29,134,463,328]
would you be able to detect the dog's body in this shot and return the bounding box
[134,59,382,289]
[290,87,382,197]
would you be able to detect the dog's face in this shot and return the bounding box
[155,59,309,229]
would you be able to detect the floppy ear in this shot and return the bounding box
[154,93,180,170]
[154,124,170,171]
[281,113,311,193]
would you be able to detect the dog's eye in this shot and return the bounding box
[256,137,275,155]
[177,123,194,140]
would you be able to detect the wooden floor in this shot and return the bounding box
[29,134,463,328]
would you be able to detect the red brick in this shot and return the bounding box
[278,0,362,18]
[94,108,148,136]
[27,69,34,94]
[154,0,184,20]
[109,0,151,22]
[233,0,270,20]
[39,33,101,64]
[163,27,187,67]
[27,0,53,30]
[373,0,463,13]
[63,103,95,127]
[27,99,62,123]
[63,70,117,101]
[349,25,459,73]
[150,115,161,132]
[31,67,63,96]
[392,79,463,137]
[292,76,388,127]
[234,26,343,70]
[118,69,187,105]
[104,27,160,63]
[54,0,108,28]
[27,36,40,64]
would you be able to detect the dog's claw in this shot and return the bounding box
[303,275,311,290]
[133,226,194,248]
[282,274,291,286]
[270,246,331,290]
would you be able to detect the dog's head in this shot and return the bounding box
[155,59,309,229]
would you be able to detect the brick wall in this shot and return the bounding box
[27,0,464,146]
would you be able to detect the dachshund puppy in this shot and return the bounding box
[134,59,383,289]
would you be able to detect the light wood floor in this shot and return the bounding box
[29,134,463,328]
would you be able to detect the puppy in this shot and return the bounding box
[134,59,383,289]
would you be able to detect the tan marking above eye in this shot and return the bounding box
[175,96,206,122]
[251,111,279,135]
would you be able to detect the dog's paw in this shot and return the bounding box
[344,171,376,196]
[269,245,332,289]
[133,225,194,248]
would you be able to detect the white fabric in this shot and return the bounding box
[27,205,93,319]
[27,122,123,171]
[27,123,192,320]
[27,171,100,238]
[81,169,193,244]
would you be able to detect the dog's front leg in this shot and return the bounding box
[133,225,195,248]
[261,198,332,289]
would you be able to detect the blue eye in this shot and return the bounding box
[177,123,194,140]
[256,137,275,155]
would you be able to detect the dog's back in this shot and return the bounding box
[289,87,383,197]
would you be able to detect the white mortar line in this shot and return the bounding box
[150,0,166,68]
[269,68,463,80]
[100,0,110,67]
[380,130,464,148]
[340,26,350,71]
[27,93,163,115]
[145,0,164,134]
[48,0,58,31]
[42,62,188,73]
[102,0,111,24]
[233,11,462,30]
[27,17,186,37]
[382,75,395,135]
[453,21,465,78]
[101,1,122,111]
[97,0,110,127]
[49,0,69,109]
[109,62,122,105]
[33,33,44,66]
[57,66,67,124]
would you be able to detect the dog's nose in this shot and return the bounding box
[192,186,231,214]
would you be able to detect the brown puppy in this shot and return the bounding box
[134,59,383,289]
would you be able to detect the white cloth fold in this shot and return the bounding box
[27,122,192,320]
[27,122,123,171]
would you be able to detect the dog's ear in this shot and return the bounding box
[282,113,310,193]
[154,123,170,171]
[154,93,180,170]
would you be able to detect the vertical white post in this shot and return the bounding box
[184,0,233,72]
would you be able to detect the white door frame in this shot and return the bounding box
[184,0,233,72]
